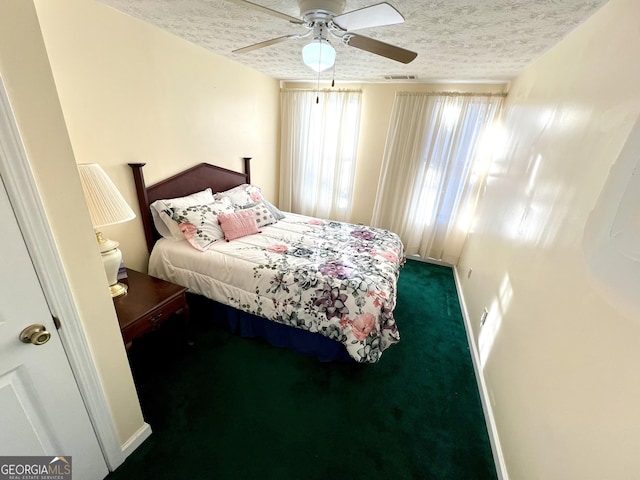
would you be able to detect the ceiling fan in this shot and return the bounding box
[226,0,417,72]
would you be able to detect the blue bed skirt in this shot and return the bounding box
[187,294,353,362]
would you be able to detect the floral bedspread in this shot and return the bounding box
[149,213,405,363]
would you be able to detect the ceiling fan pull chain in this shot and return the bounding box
[331,57,336,87]
[316,35,322,104]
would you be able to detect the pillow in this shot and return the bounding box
[214,184,263,209]
[262,199,286,220]
[217,210,261,241]
[240,202,277,227]
[169,199,234,251]
[150,188,216,240]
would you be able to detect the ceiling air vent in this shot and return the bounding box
[383,75,417,80]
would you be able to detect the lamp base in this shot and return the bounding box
[109,282,128,298]
[96,230,128,298]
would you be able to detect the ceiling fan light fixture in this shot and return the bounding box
[302,38,336,72]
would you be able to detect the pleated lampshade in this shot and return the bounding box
[77,163,135,228]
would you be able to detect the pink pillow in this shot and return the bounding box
[217,210,261,241]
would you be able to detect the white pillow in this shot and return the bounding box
[150,188,215,240]
[240,202,277,227]
[171,200,235,250]
[214,184,263,209]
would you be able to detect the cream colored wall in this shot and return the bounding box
[0,0,144,447]
[456,0,640,477]
[282,82,507,224]
[35,0,280,272]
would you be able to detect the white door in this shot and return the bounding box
[0,174,108,480]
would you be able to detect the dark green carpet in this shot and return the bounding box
[107,259,496,479]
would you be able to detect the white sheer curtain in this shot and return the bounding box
[372,92,504,264]
[279,89,362,222]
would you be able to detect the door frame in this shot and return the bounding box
[0,76,125,470]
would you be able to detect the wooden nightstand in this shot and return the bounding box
[113,268,190,348]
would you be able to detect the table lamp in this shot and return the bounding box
[78,164,136,297]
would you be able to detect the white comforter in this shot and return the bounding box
[149,213,404,363]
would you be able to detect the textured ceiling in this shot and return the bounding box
[96,0,609,83]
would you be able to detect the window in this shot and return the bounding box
[372,92,504,264]
[279,89,362,222]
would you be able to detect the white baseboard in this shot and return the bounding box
[405,254,454,267]
[453,267,508,480]
[120,422,152,461]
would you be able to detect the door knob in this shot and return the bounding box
[19,324,51,346]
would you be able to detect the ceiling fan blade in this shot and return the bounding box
[333,2,404,31]
[345,34,417,64]
[223,0,304,25]
[233,35,298,54]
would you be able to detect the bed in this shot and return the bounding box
[129,161,404,363]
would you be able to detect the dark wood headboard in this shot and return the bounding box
[129,159,251,253]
